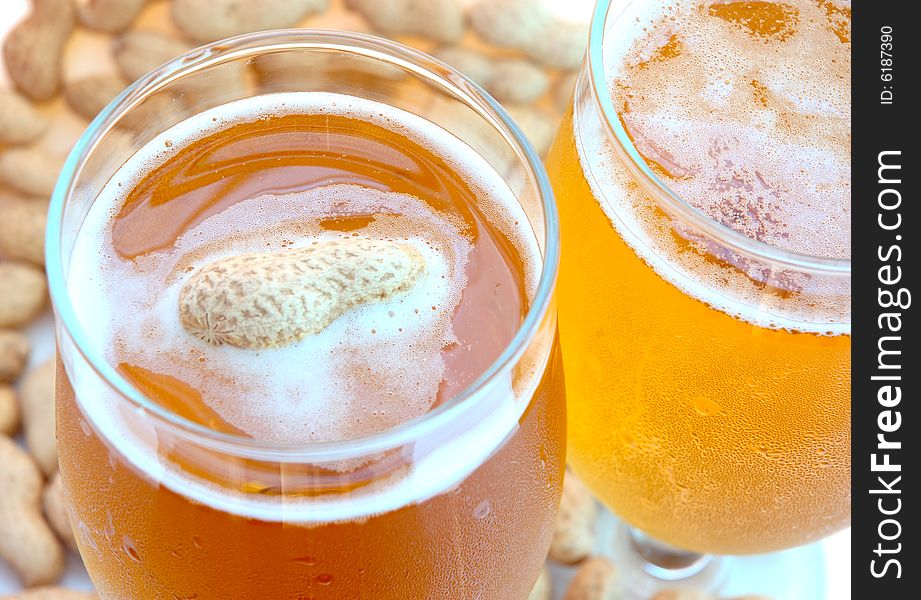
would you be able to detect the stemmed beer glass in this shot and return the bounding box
[546,0,850,596]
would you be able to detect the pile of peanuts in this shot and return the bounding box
[1,2,778,599]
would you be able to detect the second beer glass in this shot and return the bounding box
[546,0,850,592]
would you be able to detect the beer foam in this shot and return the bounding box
[66,92,549,522]
[574,0,850,333]
[614,0,850,259]
[110,185,469,443]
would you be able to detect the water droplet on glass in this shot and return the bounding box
[692,396,725,416]
[123,535,141,562]
[473,499,491,520]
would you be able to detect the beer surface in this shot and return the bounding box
[577,0,851,331]
[67,92,546,521]
[613,0,850,258]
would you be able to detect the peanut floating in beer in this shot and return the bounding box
[179,238,426,349]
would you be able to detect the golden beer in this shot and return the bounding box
[547,0,850,554]
[50,33,563,599]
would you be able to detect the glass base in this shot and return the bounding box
[611,523,729,597]
[548,508,828,599]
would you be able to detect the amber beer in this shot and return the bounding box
[546,0,851,554]
[52,35,562,599]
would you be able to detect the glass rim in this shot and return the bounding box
[46,29,560,461]
[587,0,851,275]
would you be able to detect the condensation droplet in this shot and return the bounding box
[123,535,141,562]
[692,396,725,416]
[473,499,491,520]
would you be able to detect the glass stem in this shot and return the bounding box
[627,527,714,580]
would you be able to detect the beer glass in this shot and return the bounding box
[546,0,850,595]
[48,31,564,600]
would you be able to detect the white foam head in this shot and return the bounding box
[613,0,850,260]
[572,0,850,333]
[116,186,470,443]
[66,92,549,522]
